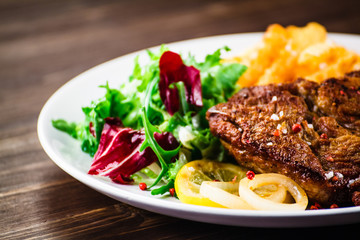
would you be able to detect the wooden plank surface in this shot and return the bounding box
[1,0,360,238]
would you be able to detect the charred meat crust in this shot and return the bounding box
[207,71,360,206]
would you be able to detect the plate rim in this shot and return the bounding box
[37,32,360,227]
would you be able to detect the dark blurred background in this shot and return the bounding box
[1,0,360,238]
[2,0,360,89]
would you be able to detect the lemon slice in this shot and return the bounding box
[174,160,247,207]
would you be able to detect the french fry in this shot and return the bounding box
[234,22,360,86]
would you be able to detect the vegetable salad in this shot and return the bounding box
[52,45,247,195]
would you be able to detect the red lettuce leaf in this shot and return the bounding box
[88,117,178,184]
[159,51,202,115]
[89,122,96,137]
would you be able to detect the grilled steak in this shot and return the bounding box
[207,71,360,206]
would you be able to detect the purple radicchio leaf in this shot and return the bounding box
[159,51,202,115]
[88,117,178,184]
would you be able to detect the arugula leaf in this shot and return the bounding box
[150,180,174,195]
[139,74,181,193]
[140,107,180,190]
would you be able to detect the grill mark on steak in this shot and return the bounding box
[207,71,360,206]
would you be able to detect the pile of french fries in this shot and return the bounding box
[229,22,360,87]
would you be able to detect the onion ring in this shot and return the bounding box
[253,184,287,203]
[239,173,308,211]
[200,181,253,209]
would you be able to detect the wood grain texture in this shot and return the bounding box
[1,0,360,239]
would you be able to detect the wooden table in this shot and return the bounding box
[1,0,360,238]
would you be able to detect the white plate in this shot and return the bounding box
[38,32,360,228]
